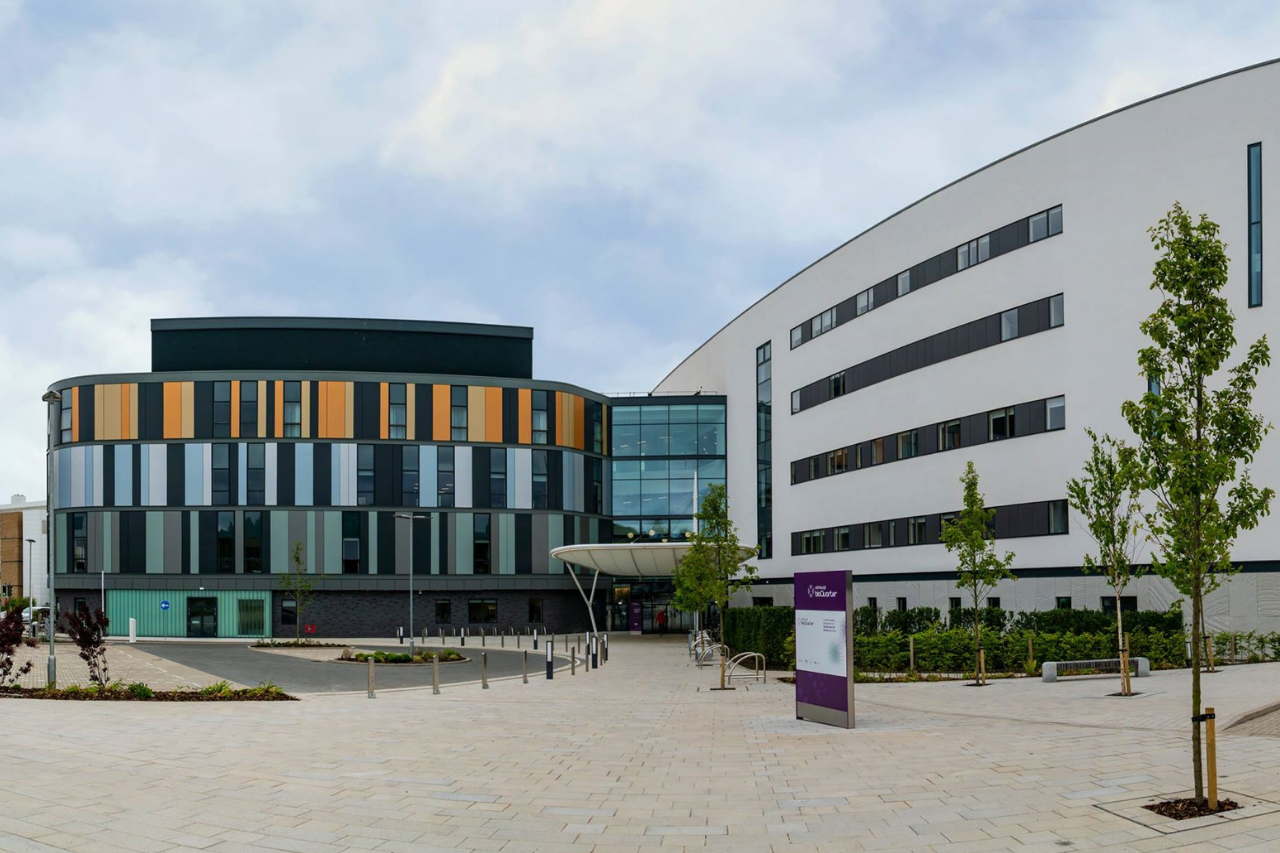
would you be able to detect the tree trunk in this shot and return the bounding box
[1116,587,1127,696]
[718,603,727,690]
[1191,575,1205,804]
[972,587,981,686]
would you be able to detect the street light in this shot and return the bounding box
[41,388,62,688]
[394,512,429,658]
[24,538,35,638]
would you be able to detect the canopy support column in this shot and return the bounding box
[567,563,600,640]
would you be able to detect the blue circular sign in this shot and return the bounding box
[160,600,171,611]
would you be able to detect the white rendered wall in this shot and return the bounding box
[660,61,1280,627]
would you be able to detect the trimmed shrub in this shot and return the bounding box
[724,607,794,669]
[881,607,942,635]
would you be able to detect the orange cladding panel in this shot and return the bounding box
[230,381,240,438]
[574,396,585,450]
[518,388,532,444]
[432,384,450,441]
[274,381,284,437]
[379,382,389,440]
[163,382,182,439]
[485,386,503,442]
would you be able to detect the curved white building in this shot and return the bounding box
[657,59,1280,630]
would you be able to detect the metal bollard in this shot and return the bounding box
[367,657,375,699]
[398,626,404,645]
[522,650,528,684]
[517,632,521,649]
[461,627,466,647]
[482,652,489,689]
[546,639,554,680]
[433,653,440,695]
[482,631,486,648]
[501,633,505,648]
[591,635,598,669]
[571,651,576,675]
[603,634,609,663]
[533,628,539,650]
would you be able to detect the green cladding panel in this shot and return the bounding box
[106,589,272,638]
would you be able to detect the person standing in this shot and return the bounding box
[656,609,667,636]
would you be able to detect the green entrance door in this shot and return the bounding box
[186,597,218,638]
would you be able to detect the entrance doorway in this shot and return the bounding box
[187,597,218,638]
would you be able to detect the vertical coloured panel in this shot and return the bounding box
[554,392,565,447]
[432,384,450,440]
[324,511,341,574]
[91,446,104,507]
[146,511,163,573]
[499,513,514,575]
[115,445,132,506]
[420,445,437,508]
[270,510,289,572]
[202,443,212,506]
[163,512,181,573]
[455,512,472,575]
[317,381,328,438]
[331,445,342,506]
[257,380,267,435]
[184,444,202,506]
[514,448,531,509]
[379,381,389,440]
[265,443,278,505]
[455,447,473,508]
[406,383,416,440]
[71,386,79,442]
[300,381,311,438]
[507,448,517,509]
[430,513,441,574]
[468,386,485,442]
[94,386,105,440]
[295,444,313,507]
[485,386,503,442]
[547,514,564,574]
[230,380,240,438]
[163,382,182,438]
[274,381,284,438]
[180,381,195,438]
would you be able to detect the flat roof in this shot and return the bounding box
[151,316,534,339]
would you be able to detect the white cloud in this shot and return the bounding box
[0,227,83,271]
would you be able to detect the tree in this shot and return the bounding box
[279,542,318,642]
[0,607,35,688]
[1066,429,1146,695]
[672,483,758,689]
[63,605,110,687]
[941,461,1015,684]
[1121,202,1273,805]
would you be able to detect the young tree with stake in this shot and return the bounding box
[1067,429,1146,695]
[1121,203,1272,806]
[279,542,318,642]
[941,461,1015,685]
[672,483,757,690]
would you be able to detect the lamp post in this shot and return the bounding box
[24,538,35,637]
[394,512,429,659]
[41,389,62,688]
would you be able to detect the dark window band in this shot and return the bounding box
[790,205,1063,350]
[791,293,1064,415]
[791,394,1065,485]
[1249,143,1263,308]
[791,498,1069,556]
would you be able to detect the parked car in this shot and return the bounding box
[21,606,50,626]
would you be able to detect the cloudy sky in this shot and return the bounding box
[2,0,1279,500]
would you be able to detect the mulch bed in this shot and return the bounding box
[1143,798,1240,819]
[0,687,297,701]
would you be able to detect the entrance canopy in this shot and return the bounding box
[550,542,692,578]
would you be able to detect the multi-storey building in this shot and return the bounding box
[656,60,1280,632]
[45,318,611,638]
[0,495,47,605]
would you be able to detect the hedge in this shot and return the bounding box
[723,607,795,669]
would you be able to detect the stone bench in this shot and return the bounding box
[1042,657,1150,683]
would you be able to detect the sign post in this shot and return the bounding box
[794,570,854,729]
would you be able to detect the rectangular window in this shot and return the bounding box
[435,600,451,623]
[989,406,1016,441]
[247,443,265,504]
[1048,499,1069,534]
[451,385,468,442]
[473,514,491,574]
[240,380,258,438]
[835,526,850,551]
[863,523,882,548]
[957,241,970,271]
[867,597,877,612]
[977,234,990,263]
[1029,211,1048,242]
[938,419,961,450]
[908,516,926,545]
[1045,396,1066,431]
[244,511,263,573]
[870,437,884,465]
[809,457,818,479]
[855,290,871,316]
[896,597,907,612]
[897,270,910,296]
[791,390,800,415]
[389,383,406,440]
[213,381,232,438]
[437,447,455,507]
[342,511,360,574]
[592,405,603,454]
[1249,142,1263,307]
[216,511,235,573]
[828,447,848,474]
[790,325,802,349]
[282,599,297,626]
[284,381,302,437]
[1101,595,1138,614]
[60,400,72,443]
[71,512,87,572]
[1055,596,1072,610]
[468,599,498,623]
[1049,293,1064,328]
[829,372,845,398]
[357,444,374,506]
[949,597,962,612]
[1000,308,1019,341]
[897,429,917,459]
[888,519,897,546]
[528,598,543,623]
[800,530,824,555]
[752,596,774,607]
[212,443,230,506]
[532,390,549,444]
[1048,205,1063,236]
[489,449,506,508]
[531,450,549,509]
[402,445,419,506]
[987,597,1001,610]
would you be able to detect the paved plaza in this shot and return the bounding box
[5,638,1280,851]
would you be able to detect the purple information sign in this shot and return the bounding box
[628,601,643,634]
[794,570,854,728]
